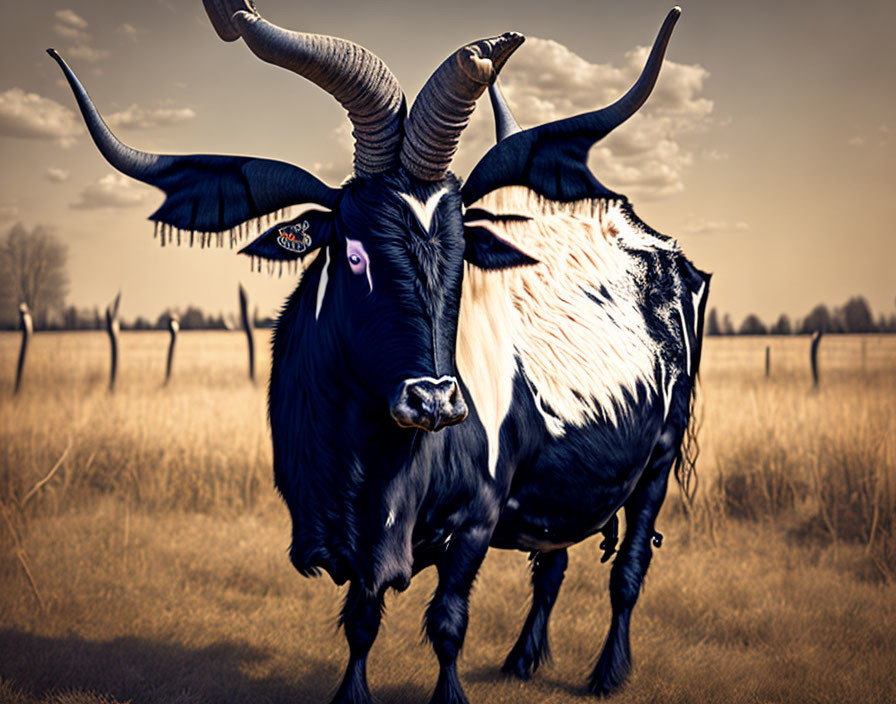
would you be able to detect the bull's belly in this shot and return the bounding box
[490,420,661,552]
[490,477,626,551]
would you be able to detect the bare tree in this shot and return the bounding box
[0,223,70,329]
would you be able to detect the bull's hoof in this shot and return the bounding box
[330,669,375,704]
[430,664,470,704]
[500,653,533,680]
[587,652,631,698]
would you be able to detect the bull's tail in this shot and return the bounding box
[673,261,710,511]
[673,375,701,507]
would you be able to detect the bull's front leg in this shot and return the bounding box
[332,581,383,704]
[425,524,492,704]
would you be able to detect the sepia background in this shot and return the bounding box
[1,1,894,703]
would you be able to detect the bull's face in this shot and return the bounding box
[247,169,533,432]
[337,176,467,431]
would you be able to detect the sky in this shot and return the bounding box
[1,0,894,326]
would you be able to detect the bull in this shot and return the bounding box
[51,1,709,701]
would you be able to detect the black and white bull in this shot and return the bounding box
[52,1,708,701]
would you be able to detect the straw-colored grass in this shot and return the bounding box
[1,331,894,704]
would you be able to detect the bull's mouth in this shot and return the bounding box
[390,375,469,432]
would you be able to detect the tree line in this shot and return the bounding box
[707,297,896,336]
[1,223,275,330]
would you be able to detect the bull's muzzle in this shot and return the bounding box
[391,376,468,432]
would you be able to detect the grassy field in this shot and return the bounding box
[1,331,894,704]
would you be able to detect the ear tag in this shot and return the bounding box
[277,221,312,253]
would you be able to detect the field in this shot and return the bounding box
[1,331,895,704]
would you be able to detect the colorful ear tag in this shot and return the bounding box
[277,221,312,253]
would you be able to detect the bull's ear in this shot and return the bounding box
[239,209,335,261]
[49,49,341,239]
[463,209,538,270]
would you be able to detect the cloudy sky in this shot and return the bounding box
[1,0,894,325]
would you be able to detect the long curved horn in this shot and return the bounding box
[49,49,340,234]
[400,32,524,181]
[463,8,681,205]
[572,5,681,137]
[203,2,405,176]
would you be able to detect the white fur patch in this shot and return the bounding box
[677,303,691,376]
[457,264,517,479]
[660,361,676,423]
[315,247,330,320]
[458,187,676,461]
[399,188,448,233]
[692,281,706,342]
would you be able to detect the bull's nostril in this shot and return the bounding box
[406,388,426,415]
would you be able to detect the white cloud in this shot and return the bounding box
[453,36,715,201]
[45,167,70,183]
[0,88,81,147]
[66,44,110,63]
[0,205,20,222]
[118,23,139,41]
[310,124,353,185]
[682,219,749,236]
[71,174,151,210]
[848,136,865,147]
[55,9,88,29]
[107,104,196,129]
[53,23,91,43]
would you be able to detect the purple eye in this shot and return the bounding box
[346,238,373,293]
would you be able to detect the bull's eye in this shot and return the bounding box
[345,237,373,293]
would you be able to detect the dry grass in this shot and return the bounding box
[1,331,895,704]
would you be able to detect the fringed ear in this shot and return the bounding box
[239,209,334,262]
[463,209,538,270]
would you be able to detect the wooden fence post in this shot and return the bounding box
[165,313,179,385]
[14,303,33,394]
[765,345,770,379]
[106,292,121,393]
[239,284,255,383]
[810,330,823,389]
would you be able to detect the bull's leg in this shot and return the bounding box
[331,581,383,704]
[588,439,676,696]
[501,548,569,680]
[425,525,492,704]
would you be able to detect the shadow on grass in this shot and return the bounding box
[464,664,592,701]
[0,629,338,704]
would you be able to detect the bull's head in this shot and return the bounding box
[50,1,535,432]
[50,0,681,434]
